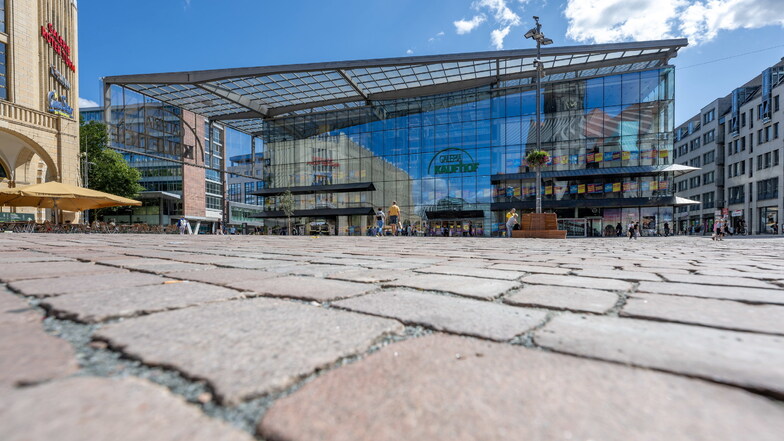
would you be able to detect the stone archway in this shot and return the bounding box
[0,128,59,186]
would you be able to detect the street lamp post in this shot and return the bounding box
[525,16,553,214]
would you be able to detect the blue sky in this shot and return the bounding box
[77,0,784,124]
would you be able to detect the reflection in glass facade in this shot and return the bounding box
[254,68,676,235]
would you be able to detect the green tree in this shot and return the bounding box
[279,189,295,235]
[79,120,143,199]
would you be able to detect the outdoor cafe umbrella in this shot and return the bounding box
[0,181,141,221]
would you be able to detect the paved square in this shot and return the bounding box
[1,234,783,441]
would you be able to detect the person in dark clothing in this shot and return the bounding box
[663,222,670,237]
[616,222,622,237]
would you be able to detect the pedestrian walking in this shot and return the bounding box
[615,222,622,237]
[712,218,722,241]
[177,217,188,235]
[663,222,670,237]
[506,209,519,238]
[627,221,636,240]
[375,208,386,236]
[388,201,400,236]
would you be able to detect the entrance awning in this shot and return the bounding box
[251,182,375,197]
[250,207,375,218]
[673,196,701,205]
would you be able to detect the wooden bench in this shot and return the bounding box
[511,213,567,239]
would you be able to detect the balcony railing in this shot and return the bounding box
[0,101,59,131]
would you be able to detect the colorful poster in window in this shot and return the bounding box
[604,152,614,162]
[513,187,521,197]
[594,153,603,163]
[659,180,669,189]
[622,151,631,160]
[642,150,655,159]
[650,181,659,190]
[604,183,614,193]
[577,184,586,194]
[591,184,603,194]
[612,151,621,160]
[623,181,638,192]
[659,150,669,158]
[612,182,621,192]
[569,155,579,165]
[578,154,586,164]
[545,186,553,195]
[570,184,578,194]
[586,153,595,163]
[641,181,650,191]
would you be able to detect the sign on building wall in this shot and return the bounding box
[428,148,480,175]
[47,91,73,118]
[41,23,76,72]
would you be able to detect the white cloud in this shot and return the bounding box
[473,0,521,26]
[454,15,487,34]
[564,0,784,45]
[491,25,512,49]
[406,49,414,55]
[78,97,99,108]
[436,31,445,37]
[680,0,784,43]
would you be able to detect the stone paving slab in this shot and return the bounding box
[637,281,784,304]
[660,273,779,289]
[229,275,377,301]
[415,265,524,280]
[0,288,39,325]
[521,273,633,291]
[535,313,784,396]
[334,290,547,341]
[96,298,404,404]
[504,284,618,313]
[571,269,663,281]
[0,261,127,282]
[326,269,403,283]
[383,274,518,300]
[166,268,279,287]
[96,258,216,274]
[0,377,253,441]
[622,293,784,335]
[41,281,245,323]
[0,322,78,387]
[260,334,784,441]
[489,263,571,274]
[8,272,171,298]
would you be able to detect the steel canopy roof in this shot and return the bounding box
[103,39,687,136]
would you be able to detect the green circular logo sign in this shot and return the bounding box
[428,148,480,175]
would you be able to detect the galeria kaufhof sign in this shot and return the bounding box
[428,148,480,175]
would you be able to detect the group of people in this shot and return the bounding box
[374,201,402,236]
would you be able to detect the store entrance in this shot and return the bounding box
[429,219,484,237]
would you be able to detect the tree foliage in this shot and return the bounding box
[79,120,144,199]
[279,189,295,235]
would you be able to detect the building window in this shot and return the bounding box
[775,95,780,112]
[0,42,6,100]
[0,0,5,34]
[703,129,715,144]
[206,195,222,210]
[689,176,701,189]
[764,152,772,169]
[728,185,745,204]
[774,123,779,139]
[702,150,715,164]
[703,171,715,185]
[774,149,780,166]
[703,109,715,124]
[757,178,779,201]
[740,160,745,175]
[740,136,745,151]
[689,157,701,168]
[702,191,715,209]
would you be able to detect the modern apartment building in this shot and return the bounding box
[674,59,783,235]
[0,0,80,222]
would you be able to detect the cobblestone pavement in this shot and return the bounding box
[1,234,783,440]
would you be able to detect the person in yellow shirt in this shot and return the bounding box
[388,201,401,236]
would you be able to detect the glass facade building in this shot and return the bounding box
[103,39,689,235]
